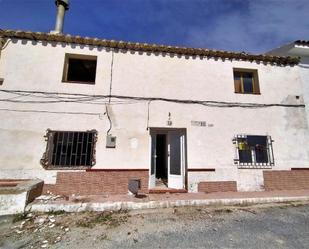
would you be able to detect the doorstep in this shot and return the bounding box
[148,188,188,194]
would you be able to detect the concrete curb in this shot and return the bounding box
[26,196,309,213]
[0,179,44,216]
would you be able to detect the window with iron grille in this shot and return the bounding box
[41,130,97,169]
[233,135,274,169]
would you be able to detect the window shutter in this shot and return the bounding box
[234,72,242,93]
[267,135,274,165]
[233,136,239,164]
[253,73,260,94]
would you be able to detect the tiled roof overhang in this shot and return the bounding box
[0,29,300,66]
[295,40,309,46]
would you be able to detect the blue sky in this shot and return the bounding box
[0,0,308,53]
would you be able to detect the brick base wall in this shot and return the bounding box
[43,170,149,196]
[264,170,309,191]
[198,181,237,193]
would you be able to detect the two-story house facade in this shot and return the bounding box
[0,29,308,196]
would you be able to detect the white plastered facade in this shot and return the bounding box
[0,38,308,192]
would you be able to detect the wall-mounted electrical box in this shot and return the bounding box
[106,135,116,148]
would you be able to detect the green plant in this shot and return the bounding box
[47,210,65,215]
[12,212,28,223]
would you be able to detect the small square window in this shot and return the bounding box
[62,54,97,84]
[0,78,3,85]
[234,135,274,169]
[233,69,260,94]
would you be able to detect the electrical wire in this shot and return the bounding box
[109,50,114,103]
[146,100,152,130]
[105,104,112,135]
[0,38,11,51]
[0,89,305,108]
[0,108,101,116]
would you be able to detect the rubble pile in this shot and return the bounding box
[11,212,69,248]
[35,192,66,204]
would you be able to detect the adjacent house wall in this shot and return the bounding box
[267,43,309,126]
[0,38,308,193]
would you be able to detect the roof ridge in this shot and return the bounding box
[0,29,299,66]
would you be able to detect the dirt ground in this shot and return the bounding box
[1,201,309,249]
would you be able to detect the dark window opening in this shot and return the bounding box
[156,134,167,180]
[233,69,260,94]
[41,130,97,168]
[63,54,97,84]
[234,135,274,168]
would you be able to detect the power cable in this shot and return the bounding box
[109,50,114,103]
[146,100,151,130]
[105,104,112,135]
[0,89,305,108]
[0,38,11,51]
[0,108,101,116]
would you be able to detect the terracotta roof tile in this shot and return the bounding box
[0,29,299,66]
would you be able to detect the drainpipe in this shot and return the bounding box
[51,0,70,34]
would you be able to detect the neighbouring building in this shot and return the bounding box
[0,3,309,196]
[267,40,309,125]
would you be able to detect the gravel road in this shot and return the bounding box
[1,202,309,249]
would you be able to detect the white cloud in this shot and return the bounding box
[185,0,309,53]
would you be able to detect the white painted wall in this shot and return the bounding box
[0,38,308,191]
[267,44,309,127]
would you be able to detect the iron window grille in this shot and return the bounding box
[41,129,98,169]
[233,134,274,169]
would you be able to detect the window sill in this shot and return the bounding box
[237,164,273,169]
[62,80,95,85]
[234,92,261,95]
[43,166,93,170]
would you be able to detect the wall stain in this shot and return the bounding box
[282,95,308,130]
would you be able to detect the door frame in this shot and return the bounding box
[149,128,187,189]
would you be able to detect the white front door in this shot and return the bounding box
[149,129,186,190]
[167,131,185,189]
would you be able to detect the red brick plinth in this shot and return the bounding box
[264,170,309,191]
[198,181,237,193]
[43,169,149,196]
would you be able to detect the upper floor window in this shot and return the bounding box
[233,135,274,169]
[233,69,260,94]
[62,54,97,84]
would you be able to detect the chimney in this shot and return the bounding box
[51,0,70,34]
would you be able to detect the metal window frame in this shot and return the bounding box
[41,129,98,170]
[233,134,274,169]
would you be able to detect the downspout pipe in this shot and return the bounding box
[51,0,70,34]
